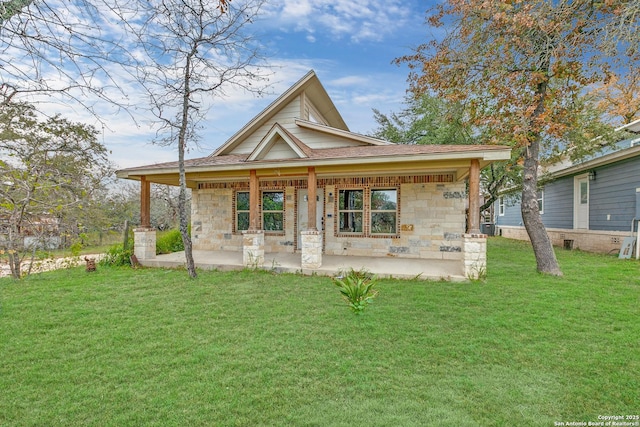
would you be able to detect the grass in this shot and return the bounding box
[0,238,638,426]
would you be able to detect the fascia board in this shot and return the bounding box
[117,148,511,179]
[295,119,391,146]
[551,145,640,179]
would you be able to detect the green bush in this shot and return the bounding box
[99,241,133,267]
[156,229,185,254]
[333,268,379,314]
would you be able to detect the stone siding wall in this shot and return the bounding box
[323,182,466,261]
[191,178,467,261]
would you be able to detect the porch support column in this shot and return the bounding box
[140,175,151,228]
[243,169,264,268]
[463,159,486,280]
[249,169,259,230]
[302,167,322,269]
[307,167,317,231]
[468,159,481,234]
[134,175,156,260]
[301,230,322,270]
[463,233,487,280]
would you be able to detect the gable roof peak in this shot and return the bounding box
[247,123,314,161]
[210,70,348,157]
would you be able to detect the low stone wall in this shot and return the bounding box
[0,253,106,278]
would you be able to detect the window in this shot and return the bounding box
[498,197,505,216]
[338,189,363,233]
[537,190,544,214]
[370,189,397,234]
[236,191,249,231]
[262,191,284,231]
[580,181,588,204]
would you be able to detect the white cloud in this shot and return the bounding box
[262,0,415,43]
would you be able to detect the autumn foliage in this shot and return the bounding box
[397,0,639,275]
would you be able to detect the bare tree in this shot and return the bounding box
[1,0,231,109]
[129,0,268,278]
[0,0,137,113]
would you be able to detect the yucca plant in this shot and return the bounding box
[333,268,379,314]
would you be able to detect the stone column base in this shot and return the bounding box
[463,233,487,280]
[301,230,323,269]
[242,230,264,268]
[134,228,156,260]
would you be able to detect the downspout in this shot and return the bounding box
[636,188,640,260]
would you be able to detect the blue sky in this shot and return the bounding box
[37,0,436,169]
[111,0,435,169]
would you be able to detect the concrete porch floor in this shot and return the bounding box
[140,250,467,281]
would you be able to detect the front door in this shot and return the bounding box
[574,175,589,229]
[297,189,324,248]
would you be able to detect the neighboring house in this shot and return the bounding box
[117,71,511,279]
[495,119,640,255]
[0,215,62,250]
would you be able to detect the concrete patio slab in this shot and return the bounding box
[140,250,467,281]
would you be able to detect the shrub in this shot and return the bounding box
[333,268,379,314]
[156,229,185,254]
[99,241,133,267]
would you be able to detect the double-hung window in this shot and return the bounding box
[236,191,249,231]
[370,189,397,234]
[262,191,284,232]
[338,189,363,233]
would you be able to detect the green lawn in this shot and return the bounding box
[1,238,638,426]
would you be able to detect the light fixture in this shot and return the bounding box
[589,170,596,181]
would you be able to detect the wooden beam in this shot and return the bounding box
[307,167,317,231]
[468,159,481,234]
[140,176,151,228]
[249,169,259,230]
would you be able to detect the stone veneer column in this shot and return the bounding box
[134,228,156,260]
[463,233,487,280]
[242,230,264,268]
[301,230,322,269]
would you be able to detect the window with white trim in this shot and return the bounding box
[498,196,505,216]
[538,190,544,214]
[370,189,397,234]
[262,191,284,232]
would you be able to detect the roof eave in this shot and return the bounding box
[550,145,640,179]
[116,148,512,180]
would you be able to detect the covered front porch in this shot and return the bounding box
[137,249,470,281]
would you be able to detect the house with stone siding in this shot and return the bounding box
[116,71,511,280]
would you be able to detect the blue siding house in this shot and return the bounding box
[495,119,640,255]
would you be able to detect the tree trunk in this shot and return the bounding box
[521,78,562,276]
[178,54,197,279]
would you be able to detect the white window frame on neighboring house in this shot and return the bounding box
[498,196,505,216]
[538,190,544,215]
